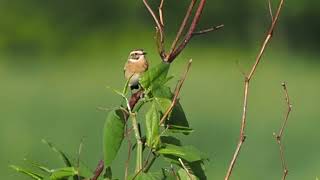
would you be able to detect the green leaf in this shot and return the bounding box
[146,102,160,149]
[161,168,177,180]
[139,62,170,91]
[41,139,72,167]
[153,85,173,114]
[187,161,207,180]
[166,102,190,135]
[157,144,207,162]
[104,166,112,180]
[167,125,194,134]
[177,168,198,180]
[135,172,163,180]
[23,159,51,174]
[50,167,78,180]
[177,161,207,180]
[103,109,126,167]
[160,136,181,146]
[152,86,172,99]
[10,165,44,180]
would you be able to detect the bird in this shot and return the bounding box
[124,49,149,90]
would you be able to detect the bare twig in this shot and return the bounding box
[143,0,222,63]
[224,0,285,179]
[90,160,104,180]
[179,158,194,180]
[192,24,224,36]
[167,0,207,62]
[169,0,197,56]
[273,82,292,180]
[268,0,274,21]
[159,59,193,125]
[159,0,165,26]
[143,0,165,59]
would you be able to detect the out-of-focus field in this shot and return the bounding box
[1,45,319,179]
[1,0,320,179]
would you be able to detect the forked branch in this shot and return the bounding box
[224,0,285,179]
[143,0,223,63]
[274,82,292,180]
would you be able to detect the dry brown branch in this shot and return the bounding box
[159,0,165,26]
[192,24,224,36]
[169,0,197,55]
[268,0,274,21]
[159,59,193,125]
[224,0,285,179]
[167,0,207,62]
[143,0,222,63]
[274,82,292,180]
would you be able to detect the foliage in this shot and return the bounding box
[11,62,207,180]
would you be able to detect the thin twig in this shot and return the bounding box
[179,158,194,180]
[170,164,179,180]
[268,0,274,21]
[159,59,193,125]
[159,0,165,26]
[143,0,165,58]
[224,0,285,179]
[192,24,224,36]
[169,0,197,56]
[274,82,292,180]
[168,0,206,62]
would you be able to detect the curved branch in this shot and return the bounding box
[224,0,285,179]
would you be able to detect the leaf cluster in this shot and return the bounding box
[103,62,208,179]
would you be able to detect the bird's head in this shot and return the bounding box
[128,49,147,62]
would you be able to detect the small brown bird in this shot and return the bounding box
[124,49,149,90]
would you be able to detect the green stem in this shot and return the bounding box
[131,113,143,172]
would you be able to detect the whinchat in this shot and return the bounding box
[124,49,149,90]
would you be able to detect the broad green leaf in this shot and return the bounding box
[167,125,194,134]
[161,168,177,180]
[187,161,207,180]
[42,139,72,167]
[166,102,190,135]
[177,168,198,180]
[146,102,160,149]
[139,62,170,91]
[103,109,126,167]
[10,165,44,180]
[160,136,181,146]
[155,98,172,114]
[152,85,172,113]
[157,144,207,162]
[152,86,172,99]
[104,166,112,180]
[50,167,78,180]
[177,161,207,180]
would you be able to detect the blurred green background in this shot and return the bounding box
[1,0,319,179]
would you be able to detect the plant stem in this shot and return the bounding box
[131,113,143,173]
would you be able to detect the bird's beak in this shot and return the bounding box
[142,52,147,55]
